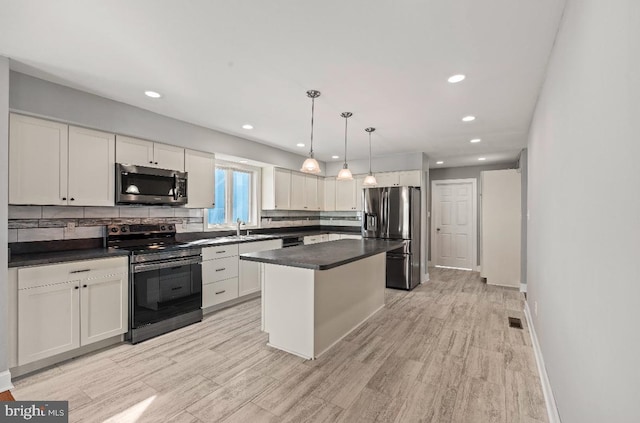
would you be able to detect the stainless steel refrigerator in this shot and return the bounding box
[362,186,421,290]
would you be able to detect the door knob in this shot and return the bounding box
[437,228,441,231]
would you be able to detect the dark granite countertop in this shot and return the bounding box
[8,227,362,268]
[240,239,405,270]
[9,248,130,268]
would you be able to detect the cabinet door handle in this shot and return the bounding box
[74,286,79,290]
[155,162,158,165]
[215,290,226,295]
[70,198,75,201]
[149,161,153,164]
[62,197,67,201]
[215,268,226,272]
[82,284,87,288]
[216,250,226,254]
[70,269,91,274]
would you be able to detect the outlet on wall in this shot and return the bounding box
[66,221,76,233]
[534,301,538,316]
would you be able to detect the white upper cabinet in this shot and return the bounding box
[336,178,357,211]
[262,167,291,210]
[373,172,399,187]
[116,135,185,171]
[290,172,306,210]
[374,170,421,187]
[115,135,153,167]
[355,175,365,211]
[305,175,319,210]
[9,114,115,207]
[185,149,215,208]
[9,114,69,205]
[398,170,421,186]
[68,126,115,206]
[154,143,185,171]
[324,178,336,211]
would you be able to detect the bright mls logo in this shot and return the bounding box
[1,401,68,422]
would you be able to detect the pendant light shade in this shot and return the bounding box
[362,127,377,186]
[300,90,322,174]
[336,112,353,181]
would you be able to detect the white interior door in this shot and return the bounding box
[433,180,476,270]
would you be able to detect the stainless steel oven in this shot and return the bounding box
[130,249,202,343]
[116,163,188,205]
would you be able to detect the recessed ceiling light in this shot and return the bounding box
[144,90,162,98]
[242,124,254,130]
[436,161,444,165]
[470,138,481,143]
[478,157,486,161]
[447,74,466,83]
[296,143,305,147]
[462,115,476,122]
[239,160,248,164]
[331,155,340,159]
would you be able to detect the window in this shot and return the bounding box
[207,163,258,227]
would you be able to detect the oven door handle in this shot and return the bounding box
[133,256,202,273]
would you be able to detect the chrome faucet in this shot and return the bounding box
[236,218,244,236]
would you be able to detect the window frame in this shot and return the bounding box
[205,160,261,230]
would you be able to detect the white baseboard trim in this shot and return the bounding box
[475,265,482,272]
[421,272,430,284]
[520,283,527,293]
[0,369,14,392]
[524,302,561,423]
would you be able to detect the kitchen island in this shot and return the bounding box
[240,239,404,359]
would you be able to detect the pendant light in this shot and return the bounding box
[300,90,322,174]
[362,127,377,186]
[336,112,353,180]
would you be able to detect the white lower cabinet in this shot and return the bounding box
[202,245,239,309]
[239,240,282,296]
[202,240,282,309]
[203,278,239,307]
[305,233,360,245]
[17,257,128,366]
[340,234,363,240]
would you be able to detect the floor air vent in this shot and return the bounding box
[508,317,523,329]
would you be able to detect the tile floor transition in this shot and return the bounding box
[12,267,547,423]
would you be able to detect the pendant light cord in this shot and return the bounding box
[368,132,372,175]
[343,116,348,166]
[310,97,315,157]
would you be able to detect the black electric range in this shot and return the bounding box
[107,224,203,343]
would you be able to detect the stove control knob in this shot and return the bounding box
[168,225,174,231]
[110,227,119,233]
[120,227,128,233]
[160,225,166,231]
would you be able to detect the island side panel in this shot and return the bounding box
[263,263,315,359]
[314,253,386,357]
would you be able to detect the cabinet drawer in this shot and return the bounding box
[203,256,238,283]
[202,244,239,260]
[18,257,128,290]
[203,278,238,307]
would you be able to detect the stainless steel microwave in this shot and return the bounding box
[116,164,188,205]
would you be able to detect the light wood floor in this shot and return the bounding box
[12,267,547,423]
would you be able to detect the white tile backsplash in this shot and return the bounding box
[17,228,64,242]
[8,229,18,243]
[84,207,120,218]
[118,207,150,218]
[64,226,104,240]
[149,207,176,218]
[174,208,204,218]
[176,223,205,233]
[9,206,42,219]
[42,206,84,219]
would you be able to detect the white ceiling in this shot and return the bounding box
[0,0,565,168]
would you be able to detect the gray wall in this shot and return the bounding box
[9,72,320,173]
[519,149,528,285]
[325,152,422,176]
[428,162,517,265]
[0,56,10,388]
[527,0,640,421]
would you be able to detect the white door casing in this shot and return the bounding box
[431,179,477,270]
